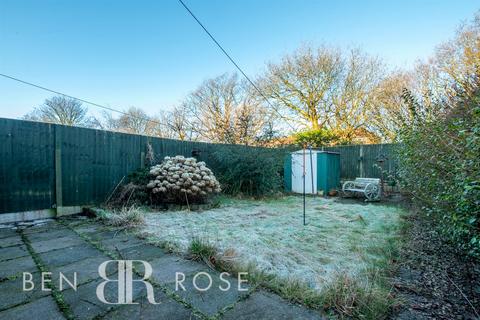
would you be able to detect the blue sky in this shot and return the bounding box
[0,0,478,119]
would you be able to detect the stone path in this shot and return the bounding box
[0,217,324,320]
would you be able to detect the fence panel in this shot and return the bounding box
[325,143,398,180]
[0,119,55,213]
[59,126,146,206]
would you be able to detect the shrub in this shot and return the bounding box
[127,167,150,186]
[209,146,287,197]
[293,128,341,147]
[106,168,150,207]
[147,156,221,204]
[398,89,480,257]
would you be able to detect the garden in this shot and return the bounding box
[92,150,406,319]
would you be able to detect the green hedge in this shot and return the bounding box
[398,90,480,257]
[209,146,288,197]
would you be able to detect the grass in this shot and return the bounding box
[184,235,400,319]
[137,195,407,319]
[188,237,218,267]
[318,272,394,319]
[93,205,145,229]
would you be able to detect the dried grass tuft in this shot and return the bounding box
[95,206,145,229]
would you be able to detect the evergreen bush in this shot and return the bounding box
[209,146,287,197]
[398,89,480,257]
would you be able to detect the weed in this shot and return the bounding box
[94,206,145,229]
[188,237,218,268]
[19,231,75,320]
[318,272,395,319]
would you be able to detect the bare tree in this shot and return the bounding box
[366,10,480,142]
[330,49,384,141]
[369,12,480,142]
[24,96,95,126]
[368,71,413,141]
[259,45,384,142]
[259,45,343,130]
[435,12,480,99]
[161,105,197,141]
[184,73,268,144]
[408,12,480,117]
[100,107,164,136]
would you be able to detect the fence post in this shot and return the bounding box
[54,126,63,212]
[359,145,364,178]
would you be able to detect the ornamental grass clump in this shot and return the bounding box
[147,155,221,204]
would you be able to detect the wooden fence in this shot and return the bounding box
[325,143,398,181]
[0,118,399,218]
[0,118,258,216]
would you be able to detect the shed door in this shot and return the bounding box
[291,152,317,194]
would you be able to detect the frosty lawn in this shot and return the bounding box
[142,196,404,290]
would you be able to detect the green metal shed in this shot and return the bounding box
[284,150,340,195]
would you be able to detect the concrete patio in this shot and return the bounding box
[0,217,323,320]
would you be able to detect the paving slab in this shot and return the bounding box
[0,255,37,279]
[147,255,206,285]
[0,228,18,239]
[57,218,89,228]
[80,228,132,240]
[0,244,30,261]
[0,295,65,320]
[99,235,145,252]
[72,224,105,235]
[0,235,23,248]
[221,291,324,320]
[102,289,200,320]
[0,272,49,311]
[29,235,85,253]
[62,276,146,320]
[21,222,66,235]
[50,256,112,289]
[26,228,78,242]
[39,244,105,268]
[165,271,250,317]
[118,243,166,261]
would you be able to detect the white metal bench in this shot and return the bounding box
[342,178,381,201]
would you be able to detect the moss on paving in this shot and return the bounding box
[19,230,75,320]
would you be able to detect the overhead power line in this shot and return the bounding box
[177,0,294,129]
[2,2,294,131]
[0,73,163,126]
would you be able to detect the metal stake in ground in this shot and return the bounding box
[309,145,315,198]
[303,146,306,226]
